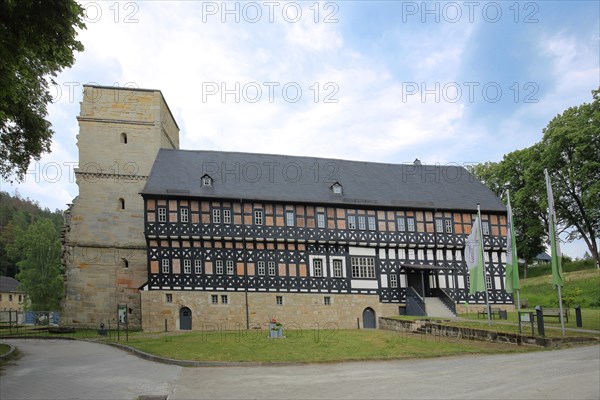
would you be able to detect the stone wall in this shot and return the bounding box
[140,290,401,331]
[61,85,179,328]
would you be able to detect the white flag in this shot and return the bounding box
[465,216,480,271]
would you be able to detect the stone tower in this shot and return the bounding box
[61,85,179,328]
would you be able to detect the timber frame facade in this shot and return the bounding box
[143,196,511,305]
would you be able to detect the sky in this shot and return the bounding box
[2,0,599,258]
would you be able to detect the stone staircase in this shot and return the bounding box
[424,297,456,318]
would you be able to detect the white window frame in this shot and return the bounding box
[348,215,356,230]
[435,219,443,232]
[180,208,189,223]
[332,184,342,194]
[276,295,283,305]
[257,261,266,276]
[194,260,202,274]
[166,293,172,303]
[332,259,343,278]
[158,207,167,223]
[183,259,191,274]
[286,210,295,227]
[211,294,218,304]
[223,209,231,224]
[212,209,221,224]
[358,216,366,230]
[313,259,323,277]
[268,261,276,276]
[389,273,398,288]
[482,221,490,236]
[254,210,263,225]
[226,260,234,275]
[161,259,169,274]
[368,216,376,231]
[486,275,493,290]
[215,260,224,275]
[202,176,212,187]
[324,296,331,306]
[351,257,375,279]
[317,213,325,228]
[407,218,415,232]
[221,295,228,304]
[445,219,453,233]
[397,217,406,232]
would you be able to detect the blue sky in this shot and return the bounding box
[3,0,599,257]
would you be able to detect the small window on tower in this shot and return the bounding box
[119,198,125,210]
[120,132,127,144]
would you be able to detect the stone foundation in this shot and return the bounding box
[141,290,401,331]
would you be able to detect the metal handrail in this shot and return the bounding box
[406,286,427,316]
[436,288,457,315]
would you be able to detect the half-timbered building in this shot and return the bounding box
[140,149,512,331]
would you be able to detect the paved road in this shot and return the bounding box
[1,339,599,400]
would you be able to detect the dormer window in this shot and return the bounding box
[201,174,213,187]
[331,182,343,195]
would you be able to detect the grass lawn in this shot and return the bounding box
[116,329,536,363]
[519,269,600,309]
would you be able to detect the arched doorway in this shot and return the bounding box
[179,307,192,330]
[363,307,376,329]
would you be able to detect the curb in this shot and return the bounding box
[0,343,17,360]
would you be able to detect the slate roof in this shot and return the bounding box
[0,276,22,293]
[142,149,506,212]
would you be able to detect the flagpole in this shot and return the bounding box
[478,203,492,326]
[506,190,521,326]
[545,168,565,337]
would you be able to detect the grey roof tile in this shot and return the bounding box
[142,149,506,212]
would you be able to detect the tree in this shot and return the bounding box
[14,218,63,311]
[541,89,600,269]
[0,0,85,181]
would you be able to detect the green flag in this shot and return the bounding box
[465,208,485,295]
[545,169,564,287]
[504,190,520,293]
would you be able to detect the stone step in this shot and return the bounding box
[424,297,456,318]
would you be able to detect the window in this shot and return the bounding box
[313,259,323,277]
[221,295,228,304]
[161,259,169,273]
[317,213,325,228]
[119,198,125,210]
[180,208,189,223]
[194,260,202,274]
[348,215,356,230]
[445,220,453,234]
[226,260,234,275]
[120,132,127,144]
[397,217,406,232]
[18,295,22,302]
[324,296,331,306]
[184,259,191,274]
[482,221,490,236]
[435,219,443,232]
[165,294,172,303]
[332,183,342,194]
[254,210,263,225]
[122,258,129,269]
[158,207,167,222]
[368,216,376,231]
[351,257,375,278]
[268,261,276,276]
[257,261,266,276]
[9,294,13,302]
[211,295,218,304]
[276,296,283,305]
[465,275,470,288]
[407,218,415,232]
[202,175,212,187]
[0,294,2,301]
[486,275,493,290]
[333,259,343,278]
[215,260,224,275]
[212,209,221,224]
[286,210,295,227]
[390,274,398,288]
[223,209,231,224]
[358,216,366,230]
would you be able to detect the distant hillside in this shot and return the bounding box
[0,191,64,277]
[521,269,600,309]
